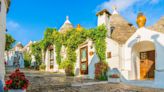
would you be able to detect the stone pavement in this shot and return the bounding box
[5,67,164,92]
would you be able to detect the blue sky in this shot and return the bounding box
[7,0,164,45]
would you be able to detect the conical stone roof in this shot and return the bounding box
[59,16,73,33]
[15,42,24,48]
[12,42,24,51]
[110,14,136,44]
[147,16,164,33]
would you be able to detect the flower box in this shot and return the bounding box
[108,74,120,83]
[8,89,26,92]
[4,68,29,91]
[108,78,120,83]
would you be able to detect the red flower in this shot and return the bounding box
[15,68,20,73]
[4,69,29,89]
[22,84,27,90]
[5,80,12,85]
[4,86,9,90]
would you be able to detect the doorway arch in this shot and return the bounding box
[131,41,155,80]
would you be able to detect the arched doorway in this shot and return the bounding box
[132,41,155,80]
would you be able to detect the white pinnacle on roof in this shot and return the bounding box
[112,6,119,15]
[59,16,73,33]
[64,16,71,24]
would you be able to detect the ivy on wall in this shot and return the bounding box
[31,25,108,75]
[30,42,42,66]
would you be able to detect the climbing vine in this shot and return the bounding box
[38,25,107,75]
[53,30,62,65]
[30,41,42,66]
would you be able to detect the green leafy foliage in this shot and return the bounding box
[39,63,46,70]
[23,52,31,68]
[5,34,16,51]
[53,30,62,65]
[95,61,108,80]
[30,42,42,66]
[39,25,107,76]
[41,28,55,50]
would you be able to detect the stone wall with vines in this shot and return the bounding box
[31,25,108,75]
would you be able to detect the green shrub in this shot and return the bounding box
[59,60,74,76]
[39,63,46,70]
[24,52,31,68]
[95,61,108,80]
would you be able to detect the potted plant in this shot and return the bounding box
[65,64,74,76]
[39,63,46,71]
[60,60,74,76]
[108,74,120,83]
[95,61,108,80]
[4,68,29,92]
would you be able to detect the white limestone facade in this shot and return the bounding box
[43,8,164,88]
[74,39,99,79]
[5,42,31,68]
[122,28,164,87]
[0,0,9,83]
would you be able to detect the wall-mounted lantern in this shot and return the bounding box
[89,51,94,56]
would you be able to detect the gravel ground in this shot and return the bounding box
[5,67,164,92]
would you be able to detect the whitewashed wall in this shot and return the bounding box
[74,39,99,79]
[106,38,120,70]
[45,49,50,71]
[53,45,58,72]
[123,27,164,86]
[0,0,7,83]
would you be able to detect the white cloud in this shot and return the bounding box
[98,0,138,12]
[7,20,20,30]
[97,0,159,12]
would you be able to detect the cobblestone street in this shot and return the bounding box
[5,68,164,92]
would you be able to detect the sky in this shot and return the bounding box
[7,0,164,45]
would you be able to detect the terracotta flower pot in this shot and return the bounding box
[108,78,120,83]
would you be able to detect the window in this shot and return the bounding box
[110,26,115,35]
[140,52,147,60]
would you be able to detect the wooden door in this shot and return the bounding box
[50,49,54,69]
[80,46,88,75]
[140,50,155,80]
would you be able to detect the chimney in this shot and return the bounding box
[96,9,111,26]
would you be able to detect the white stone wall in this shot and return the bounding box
[123,27,164,86]
[106,38,120,70]
[74,39,99,79]
[45,49,50,71]
[0,0,7,83]
[53,45,58,72]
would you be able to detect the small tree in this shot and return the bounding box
[30,42,42,69]
[23,52,31,68]
[5,34,15,51]
[5,34,16,64]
